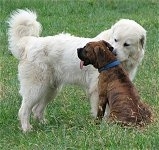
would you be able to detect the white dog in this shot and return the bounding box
[8,9,146,132]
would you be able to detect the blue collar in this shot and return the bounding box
[98,60,120,73]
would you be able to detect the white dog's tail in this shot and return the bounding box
[8,9,42,59]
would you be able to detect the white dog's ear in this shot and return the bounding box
[140,35,146,48]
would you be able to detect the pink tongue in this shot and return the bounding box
[80,61,84,69]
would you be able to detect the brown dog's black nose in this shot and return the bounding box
[77,48,84,61]
[77,48,82,53]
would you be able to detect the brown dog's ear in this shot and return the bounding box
[94,46,106,65]
[102,40,114,52]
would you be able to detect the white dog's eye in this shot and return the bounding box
[114,39,118,42]
[124,43,130,47]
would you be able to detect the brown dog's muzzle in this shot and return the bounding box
[77,48,83,60]
[77,48,87,61]
[77,48,90,67]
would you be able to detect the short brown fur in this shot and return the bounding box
[77,40,153,126]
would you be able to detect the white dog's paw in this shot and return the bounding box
[39,118,48,124]
[21,124,33,133]
[33,114,48,124]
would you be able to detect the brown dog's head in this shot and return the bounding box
[77,40,116,69]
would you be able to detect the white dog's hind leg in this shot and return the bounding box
[32,85,62,123]
[19,83,51,132]
[32,103,48,124]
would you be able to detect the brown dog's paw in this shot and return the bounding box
[94,117,103,125]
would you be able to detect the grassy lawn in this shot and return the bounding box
[0,0,159,149]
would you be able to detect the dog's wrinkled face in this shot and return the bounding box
[108,19,146,62]
[77,40,115,69]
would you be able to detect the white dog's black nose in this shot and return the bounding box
[112,49,117,56]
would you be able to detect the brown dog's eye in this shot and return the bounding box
[109,46,114,52]
[84,50,88,55]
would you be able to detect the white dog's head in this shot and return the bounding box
[108,19,146,63]
[96,19,146,80]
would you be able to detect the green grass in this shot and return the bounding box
[0,0,159,149]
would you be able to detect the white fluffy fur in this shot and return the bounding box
[8,9,146,132]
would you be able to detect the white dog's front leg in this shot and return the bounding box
[89,90,99,117]
[89,90,110,118]
[87,75,100,118]
[88,79,110,118]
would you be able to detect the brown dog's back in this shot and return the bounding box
[99,66,153,126]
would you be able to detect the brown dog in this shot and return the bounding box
[77,40,153,126]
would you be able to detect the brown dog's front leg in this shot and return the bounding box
[97,97,108,120]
